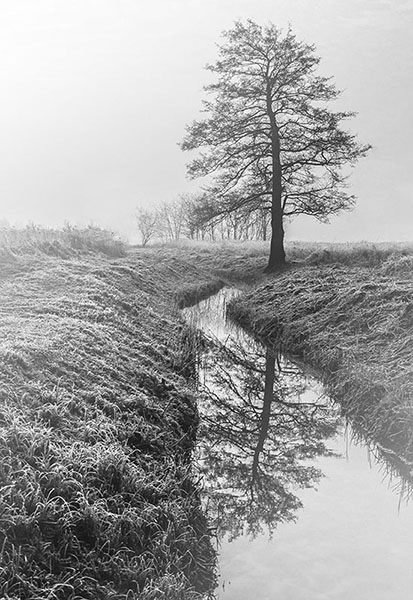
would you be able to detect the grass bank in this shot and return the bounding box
[1,232,254,599]
[127,242,268,307]
[2,233,412,597]
[228,253,413,467]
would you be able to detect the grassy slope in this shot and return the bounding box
[1,235,261,599]
[2,233,413,597]
[229,253,413,465]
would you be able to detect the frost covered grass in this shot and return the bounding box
[0,224,126,274]
[286,240,413,266]
[0,238,223,599]
[128,243,268,306]
[2,233,412,597]
[228,255,413,465]
[144,238,413,270]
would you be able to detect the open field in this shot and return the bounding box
[286,240,413,266]
[1,231,413,598]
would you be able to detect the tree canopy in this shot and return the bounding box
[182,20,371,269]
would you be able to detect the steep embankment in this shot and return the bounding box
[228,255,413,465]
[1,235,262,599]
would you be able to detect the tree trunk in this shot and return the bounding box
[265,86,286,271]
[251,348,276,489]
[267,200,285,270]
[261,210,267,241]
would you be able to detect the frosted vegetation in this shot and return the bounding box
[0,227,412,598]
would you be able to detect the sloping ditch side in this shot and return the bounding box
[227,260,413,470]
[0,250,222,600]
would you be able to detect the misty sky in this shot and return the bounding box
[0,0,412,242]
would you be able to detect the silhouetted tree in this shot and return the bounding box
[182,20,370,270]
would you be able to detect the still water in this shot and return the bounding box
[183,288,413,600]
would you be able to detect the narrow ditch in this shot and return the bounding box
[183,287,413,600]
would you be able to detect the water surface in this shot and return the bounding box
[183,288,413,600]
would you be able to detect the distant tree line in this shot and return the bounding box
[136,193,272,245]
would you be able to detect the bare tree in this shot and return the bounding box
[136,208,157,247]
[182,20,370,270]
[156,201,183,241]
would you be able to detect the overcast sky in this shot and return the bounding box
[0,0,412,242]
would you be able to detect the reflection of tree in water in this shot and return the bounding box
[196,333,341,540]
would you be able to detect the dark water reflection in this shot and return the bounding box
[183,288,342,538]
[196,335,340,539]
